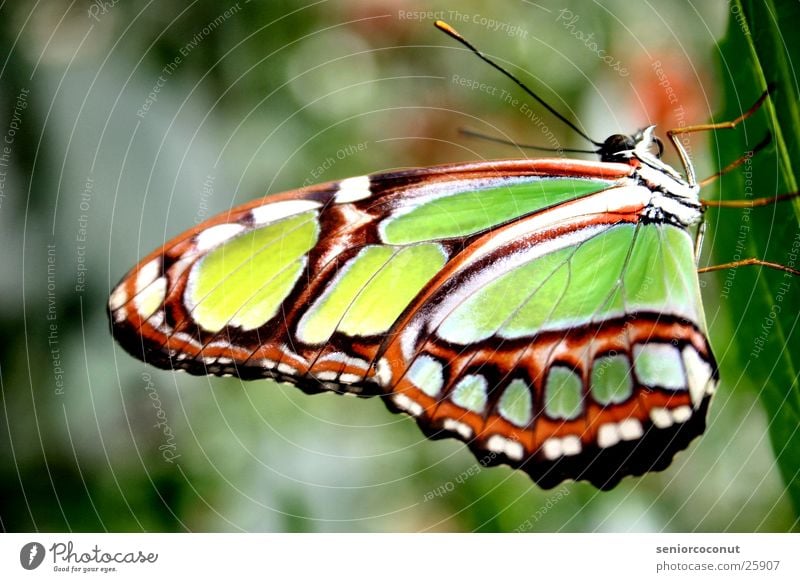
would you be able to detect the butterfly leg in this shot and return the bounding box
[666,86,772,185]
[698,258,800,277]
[698,133,772,188]
[693,216,706,264]
[701,190,800,208]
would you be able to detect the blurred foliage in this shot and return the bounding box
[711,0,800,519]
[0,0,796,532]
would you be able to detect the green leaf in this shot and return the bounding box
[713,0,800,519]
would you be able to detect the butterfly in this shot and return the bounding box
[107,21,777,491]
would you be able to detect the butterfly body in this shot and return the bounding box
[109,127,717,489]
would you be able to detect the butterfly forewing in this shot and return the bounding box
[109,158,623,385]
[109,157,717,489]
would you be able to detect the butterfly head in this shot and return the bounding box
[598,125,665,163]
[599,125,694,198]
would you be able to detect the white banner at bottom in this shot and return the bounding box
[1,533,797,580]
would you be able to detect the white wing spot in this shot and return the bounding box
[134,276,167,320]
[597,423,621,448]
[442,418,473,439]
[682,346,713,408]
[376,358,392,387]
[314,371,339,381]
[671,405,692,423]
[334,175,371,203]
[542,437,563,460]
[561,435,582,456]
[618,418,644,441]
[195,223,245,251]
[147,310,166,330]
[113,306,128,323]
[650,407,674,429]
[318,353,369,371]
[277,362,297,375]
[393,393,423,417]
[539,436,582,459]
[251,199,322,225]
[135,260,160,293]
[109,285,128,311]
[400,322,422,361]
[486,435,524,461]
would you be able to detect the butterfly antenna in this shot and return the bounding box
[459,127,598,154]
[435,20,602,147]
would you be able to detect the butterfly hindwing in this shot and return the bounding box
[378,213,718,489]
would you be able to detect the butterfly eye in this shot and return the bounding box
[598,134,636,162]
[653,136,665,158]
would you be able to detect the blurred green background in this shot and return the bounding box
[1,0,798,532]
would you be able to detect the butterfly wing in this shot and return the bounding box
[109,158,716,488]
[109,158,626,390]
[377,202,718,489]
